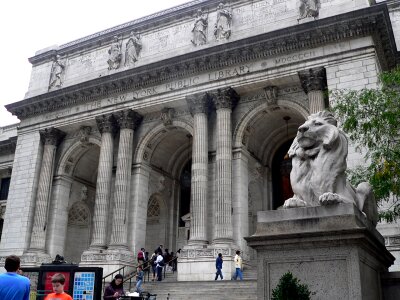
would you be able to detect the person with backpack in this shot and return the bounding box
[137,248,145,265]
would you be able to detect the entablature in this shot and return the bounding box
[6,5,399,120]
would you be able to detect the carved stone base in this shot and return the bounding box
[21,251,53,267]
[80,248,135,276]
[246,204,394,300]
[178,246,240,281]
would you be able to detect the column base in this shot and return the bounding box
[178,245,238,281]
[22,250,53,267]
[246,203,394,300]
[80,248,135,276]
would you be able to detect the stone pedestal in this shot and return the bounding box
[80,249,135,276]
[177,246,238,281]
[245,204,394,300]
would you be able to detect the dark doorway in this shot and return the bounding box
[179,160,191,226]
[272,139,294,209]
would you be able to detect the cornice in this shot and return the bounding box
[7,4,399,119]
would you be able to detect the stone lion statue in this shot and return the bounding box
[283,111,378,225]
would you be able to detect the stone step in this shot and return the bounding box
[139,280,257,300]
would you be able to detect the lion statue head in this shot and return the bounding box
[284,111,377,226]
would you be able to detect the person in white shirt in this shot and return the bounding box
[233,250,243,280]
[155,251,164,281]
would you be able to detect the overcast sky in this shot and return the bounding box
[0,0,190,127]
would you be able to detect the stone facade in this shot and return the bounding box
[0,0,399,278]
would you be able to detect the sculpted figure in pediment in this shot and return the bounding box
[107,36,122,70]
[214,3,232,41]
[191,9,208,46]
[48,55,65,91]
[125,32,142,66]
[298,0,319,20]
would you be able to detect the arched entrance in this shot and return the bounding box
[57,139,100,263]
[135,121,193,254]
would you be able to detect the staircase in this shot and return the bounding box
[119,262,258,300]
[140,280,257,300]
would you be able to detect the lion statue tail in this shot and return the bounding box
[356,182,378,227]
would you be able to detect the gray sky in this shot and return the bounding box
[0,0,190,127]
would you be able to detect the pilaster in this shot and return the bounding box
[29,128,66,252]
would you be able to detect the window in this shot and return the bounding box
[0,178,10,200]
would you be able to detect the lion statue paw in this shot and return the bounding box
[283,197,307,208]
[319,192,342,205]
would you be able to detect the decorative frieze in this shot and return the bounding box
[48,55,65,91]
[298,0,319,20]
[191,9,208,46]
[107,36,122,70]
[124,32,142,66]
[214,3,232,41]
[8,9,395,119]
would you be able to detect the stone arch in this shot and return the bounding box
[134,118,193,164]
[57,137,101,177]
[233,100,308,149]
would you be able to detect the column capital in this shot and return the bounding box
[298,67,326,94]
[211,87,240,110]
[39,128,66,146]
[95,113,117,135]
[186,93,210,115]
[115,109,143,130]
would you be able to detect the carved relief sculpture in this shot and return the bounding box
[298,0,319,20]
[48,55,65,91]
[125,32,142,66]
[191,9,208,46]
[283,111,378,226]
[160,107,175,126]
[107,36,122,70]
[214,3,232,41]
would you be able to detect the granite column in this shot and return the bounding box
[109,110,142,248]
[186,93,209,246]
[212,87,239,245]
[90,114,117,249]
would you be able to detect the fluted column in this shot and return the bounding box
[212,87,239,244]
[90,114,117,249]
[109,110,142,248]
[298,67,327,114]
[29,128,65,251]
[186,93,209,245]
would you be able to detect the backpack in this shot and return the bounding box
[158,259,165,267]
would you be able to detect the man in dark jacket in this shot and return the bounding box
[215,253,223,280]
